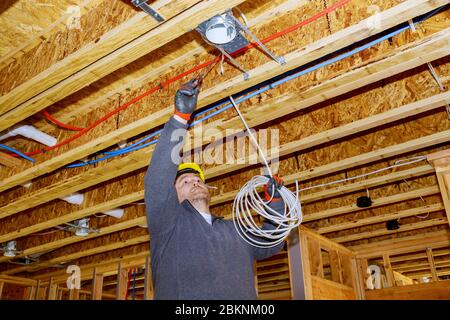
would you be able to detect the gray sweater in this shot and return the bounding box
[144,117,284,300]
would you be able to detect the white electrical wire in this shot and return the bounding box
[230,96,303,248]
[229,92,429,247]
[298,156,427,192]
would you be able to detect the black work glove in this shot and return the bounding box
[174,78,201,121]
[263,175,284,202]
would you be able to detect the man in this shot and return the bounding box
[144,79,285,300]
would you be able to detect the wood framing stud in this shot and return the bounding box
[426,248,439,282]
[116,262,129,300]
[0,152,22,167]
[427,149,450,226]
[287,229,306,300]
[383,254,395,288]
[143,256,153,300]
[91,268,104,300]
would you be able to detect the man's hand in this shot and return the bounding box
[263,175,284,202]
[174,78,201,122]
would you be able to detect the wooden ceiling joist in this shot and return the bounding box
[0,1,449,293]
[0,0,243,120]
[1,124,447,243]
[333,217,448,243]
[0,0,106,69]
[405,268,450,279]
[33,0,310,133]
[34,252,149,284]
[352,230,450,258]
[0,135,446,269]
[0,274,37,287]
[304,186,440,222]
[0,216,146,264]
[299,165,434,205]
[389,248,450,264]
[0,161,432,270]
[2,235,150,276]
[0,151,22,167]
[0,0,251,130]
[427,149,450,225]
[317,203,445,234]
[1,73,449,221]
[0,0,448,197]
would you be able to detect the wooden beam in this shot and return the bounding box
[426,248,439,281]
[1,165,430,266]
[0,151,23,167]
[115,262,129,300]
[383,254,395,288]
[1,140,445,273]
[0,215,146,263]
[389,248,450,263]
[34,0,309,133]
[0,0,201,115]
[1,11,448,197]
[91,268,103,300]
[0,275,37,286]
[143,256,153,300]
[299,230,313,300]
[395,261,450,273]
[47,277,58,300]
[0,281,4,299]
[352,230,450,258]
[0,0,106,69]
[34,280,41,300]
[287,228,306,300]
[318,203,445,234]
[305,186,440,223]
[33,251,148,283]
[428,150,450,226]
[0,0,250,131]
[1,235,149,275]
[1,89,444,246]
[333,217,448,243]
[354,258,368,299]
[301,165,434,205]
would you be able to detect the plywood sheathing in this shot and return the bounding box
[0,1,448,210]
[0,38,446,264]
[0,0,137,95]
[0,0,448,272]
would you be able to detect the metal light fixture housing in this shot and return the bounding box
[205,14,237,45]
[3,240,17,257]
[197,11,249,54]
[75,218,90,237]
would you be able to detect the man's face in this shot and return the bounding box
[175,173,210,204]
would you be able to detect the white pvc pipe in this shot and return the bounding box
[60,193,84,205]
[0,125,57,146]
[102,208,124,219]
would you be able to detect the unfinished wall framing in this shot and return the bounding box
[0,0,449,300]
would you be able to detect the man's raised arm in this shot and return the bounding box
[144,79,200,234]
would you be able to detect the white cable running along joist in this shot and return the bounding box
[229,96,303,248]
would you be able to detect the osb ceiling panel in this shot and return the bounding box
[0,0,448,284]
[0,0,94,57]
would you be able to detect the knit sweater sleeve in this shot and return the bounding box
[144,117,188,235]
[251,200,286,261]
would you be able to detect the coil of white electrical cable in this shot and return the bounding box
[232,175,303,248]
[229,96,303,248]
